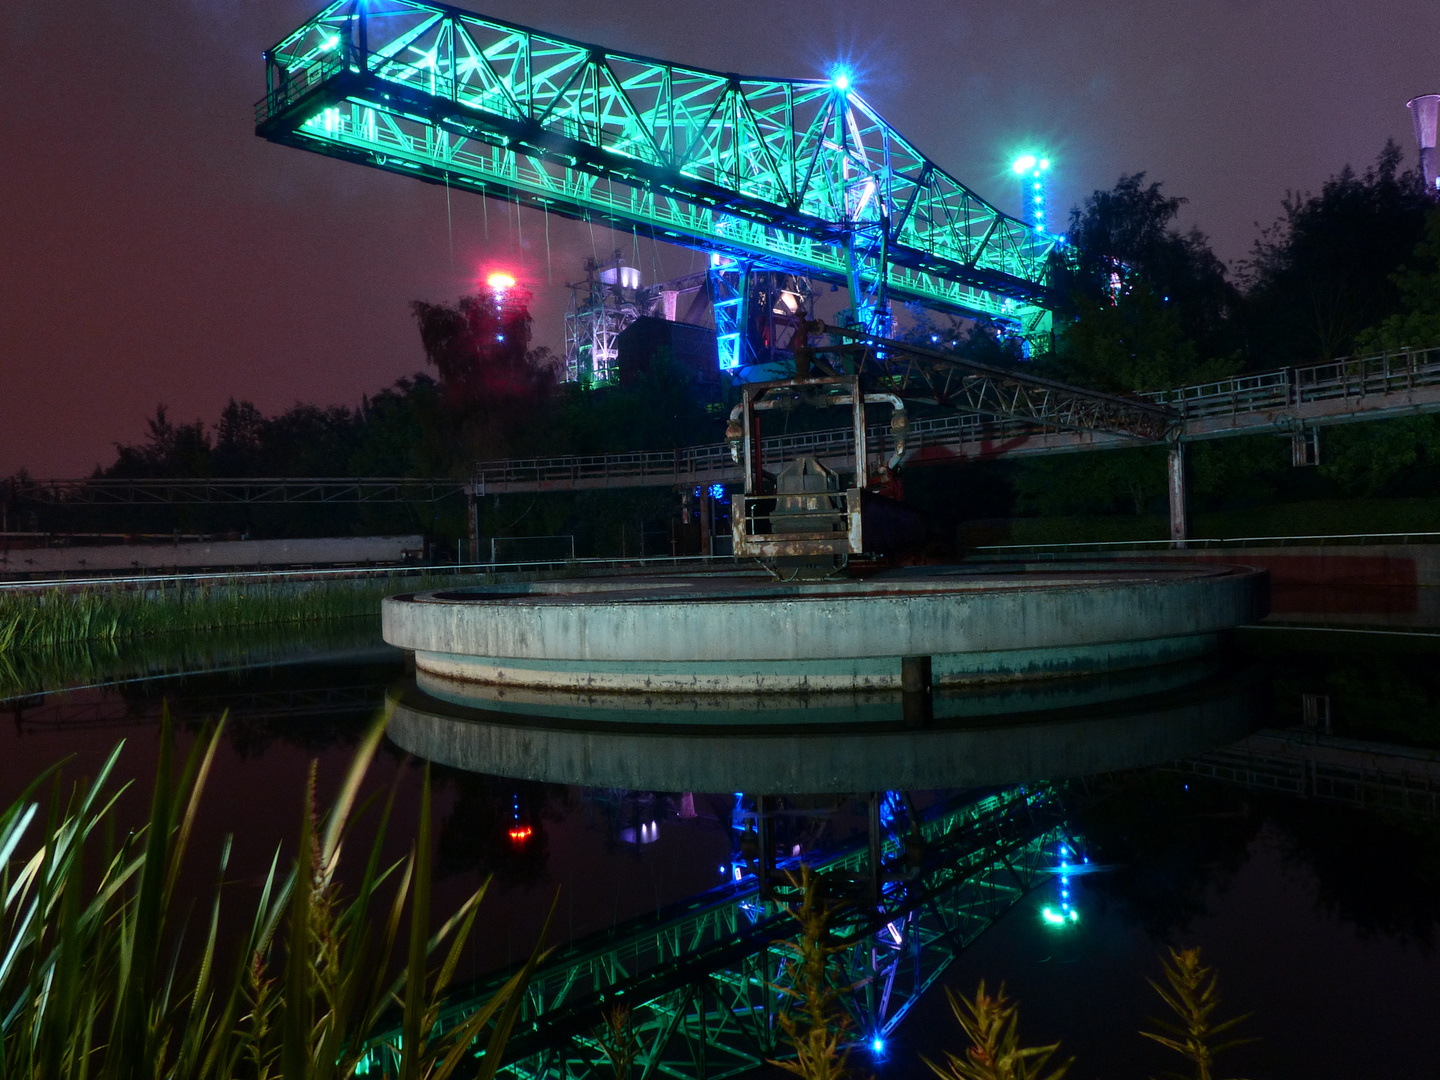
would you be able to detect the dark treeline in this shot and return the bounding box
[16,141,1440,550]
[11,285,723,551]
[954,141,1440,540]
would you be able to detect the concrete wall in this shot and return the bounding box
[383,566,1266,691]
[0,535,423,575]
[1115,545,1440,627]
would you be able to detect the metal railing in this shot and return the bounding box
[969,531,1440,555]
[0,554,742,594]
[472,344,1440,493]
[1142,345,1440,419]
[254,53,348,123]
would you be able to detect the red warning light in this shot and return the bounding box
[507,825,533,844]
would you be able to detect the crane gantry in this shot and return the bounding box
[255,0,1056,358]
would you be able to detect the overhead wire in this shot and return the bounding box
[443,167,455,271]
[544,202,553,285]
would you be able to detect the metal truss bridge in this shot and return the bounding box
[473,343,1440,493]
[360,786,1072,1080]
[254,1,1053,343]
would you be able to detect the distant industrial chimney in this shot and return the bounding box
[1409,94,1440,194]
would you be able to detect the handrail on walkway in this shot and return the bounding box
[970,530,1440,554]
[0,554,742,593]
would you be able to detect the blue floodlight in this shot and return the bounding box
[832,70,851,92]
[870,1036,886,1054]
[1011,154,1037,174]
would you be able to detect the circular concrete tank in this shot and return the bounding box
[382,563,1266,697]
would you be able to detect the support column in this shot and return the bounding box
[1168,440,1188,549]
[469,488,480,564]
[699,488,712,557]
[852,378,868,489]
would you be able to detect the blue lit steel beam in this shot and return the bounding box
[356,787,1073,1079]
[255,1,1054,340]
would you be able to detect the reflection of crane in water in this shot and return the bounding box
[359,785,1080,1079]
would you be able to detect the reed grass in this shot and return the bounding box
[924,946,1254,1080]
[772,866,857,1080]
[0,565,582,656]
[0,615,388,702]
[0,579,388,654]
[0,707,550,1079]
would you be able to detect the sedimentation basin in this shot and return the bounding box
[381,562,1267,698]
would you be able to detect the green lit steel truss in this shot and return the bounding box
[256,1,1054,333]
[356,788,1071,1079]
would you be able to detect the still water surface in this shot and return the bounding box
[2,617,1437,1077]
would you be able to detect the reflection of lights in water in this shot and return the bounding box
[1042,844,1083,927]
[508,793,532,844]
[620,820,660,844]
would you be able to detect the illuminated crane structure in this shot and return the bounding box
[255,0,1056,379]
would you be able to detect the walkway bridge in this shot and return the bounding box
[361,786,1072,1080]
[471,343,1440,503]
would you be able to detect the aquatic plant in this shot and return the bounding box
[595,1004,645,1080]
[0,566,576,656]
[0,616,386,702]
[1140,946,1255,1080]
[922,982,1071,1080]
[927,946,1254,1080]
[0,578,386,654]
[772,865,859,1080]
[0,708,549,1079]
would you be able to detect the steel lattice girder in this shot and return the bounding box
[255,0,1055,329]
[355,788,1070,1080]
[823,327,1178,442]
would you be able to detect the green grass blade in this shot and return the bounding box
[280,763,317,1080]
[475,889,560,1080]
[399,765,433,1080]
[318,707,390,886]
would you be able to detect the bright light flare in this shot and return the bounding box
[832,70,851,91]
[487,271,517,291]
[870,1036,886,1054]
[1012,154,1037,174]
[507,824,533,843]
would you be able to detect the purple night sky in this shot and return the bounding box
[3,0,1438,477]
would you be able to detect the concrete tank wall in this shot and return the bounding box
[382,565,1267,693]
